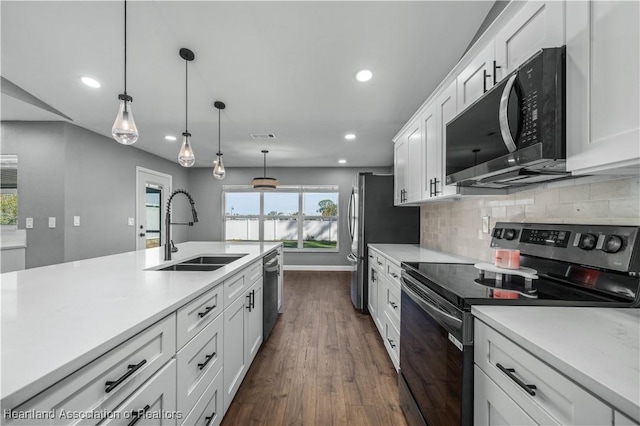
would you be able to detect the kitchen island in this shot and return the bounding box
[1,241,280,423]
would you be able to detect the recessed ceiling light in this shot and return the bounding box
[355,69,372,82]
[164,135,177,141]
[345,133,356,140]
[80,76,101,88]
[338,159,347,164]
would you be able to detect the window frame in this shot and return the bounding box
[223,185,339,252]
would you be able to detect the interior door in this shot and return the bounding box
[136,167,172,251]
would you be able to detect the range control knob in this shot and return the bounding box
[603,235,623,253]
[492,228,503,239]
[578,233,598,250]
[503,229,517,241]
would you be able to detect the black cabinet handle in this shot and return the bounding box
[197,352,216,370]
[390,302,398,309]
[483,69,492,93]
[390,272,399,279]
[496,363,537,396]
[493,60,501,85]
[432,178,440,196]
[127,404,150,426]
[205,412,216,426]
[198,305,216,318]
[105,359,147,393]
[388,338,396,348]
[246,293,252,311]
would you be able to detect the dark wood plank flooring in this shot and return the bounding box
[221,271,408,426]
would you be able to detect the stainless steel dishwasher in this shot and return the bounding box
[263,250,280,341]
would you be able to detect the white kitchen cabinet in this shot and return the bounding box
[474,320,613,425]
[177,284,223,349]
[246,278,263,365]
[457,42,495,111]
[394,133,408,205]
[435,80,459,197]
[181,368,224,426]
[494,1,565,77]
[615,410,640,426]
[277,247,283,313]
[420,104,439,200]
[368,265,381,332]
[394,119,422,205]
[101,360,177,426]
[474,366,541,425]
[566,0,640,174]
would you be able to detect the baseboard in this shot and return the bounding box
[283,265,355,272]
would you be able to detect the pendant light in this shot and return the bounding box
[252,150,279,190]
[112,0,139,145]
[212,101,226,179]
[178,48,196,167]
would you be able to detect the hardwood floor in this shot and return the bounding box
[221,271,408,426]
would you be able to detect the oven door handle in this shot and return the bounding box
[401,275,462,330]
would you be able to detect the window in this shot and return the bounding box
[0,155,18,228]
[224,186,339,251]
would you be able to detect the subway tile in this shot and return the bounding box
[609,198,640,219]
[545,203,575,218]
[572,200,610,218]
[534,188,560,206]
[506,205,525,221]
[491,206,507,218]
[590,177,634,200]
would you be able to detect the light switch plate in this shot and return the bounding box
[26,217,33,229]
[48,217,56,228]
[73,216,80,227]
[482,216,490,234]
[128,218,135,226]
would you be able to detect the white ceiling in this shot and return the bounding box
[1,1,494,168]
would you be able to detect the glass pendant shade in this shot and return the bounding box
[178,132,195,167]
[112,95,138,145]
[213,154,226,179]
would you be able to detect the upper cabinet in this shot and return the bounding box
[394,119,422,205]
[566,1,640,174]
[457,42,496,110]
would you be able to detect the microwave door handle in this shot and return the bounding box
[499,73,518,153]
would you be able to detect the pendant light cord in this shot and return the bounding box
[218,108,221,153]
[263,152,267,177]
[185,60,188,132]
[123,0,127,95]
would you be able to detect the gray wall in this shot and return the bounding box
[187,167,388,266]
[1,121,190,268]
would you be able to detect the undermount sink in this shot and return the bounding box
[155,254,247,272]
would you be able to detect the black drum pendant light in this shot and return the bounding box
[212,101,226,179]
[112,0,139,145]
[252,150,279,190]
[178,48,196,167]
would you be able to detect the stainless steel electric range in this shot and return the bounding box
[398,222,640,426]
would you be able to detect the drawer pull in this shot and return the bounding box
[496,363,537,396]
[388,338,396,348]
[205,412,216,426]
[198,305,216,318]
[198,352,216,370]
[390,302,398,309]
[127,404,150,426]
[105,359,147,393]
[390,272,399,278]
[377,261,383,266]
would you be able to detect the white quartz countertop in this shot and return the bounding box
[472,306,640,422]
[0,241,280,409]
[367,243,478,265]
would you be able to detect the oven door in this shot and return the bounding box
[399,272,473,426]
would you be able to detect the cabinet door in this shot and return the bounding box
[495,1,565,77]
[421,104,439,200]
[223,292,249,412]
[406,122,423,203]
[394,137,408,205]
[277,248,283,313]
[368,267,381,332]
[437,80,459,197]
[457,42,495,111]
[615,410,639,426]
[474,366,544,426]
[566,1,640,174]
[246,279,263,365]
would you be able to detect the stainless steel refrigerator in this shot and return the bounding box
[347,173,419,312]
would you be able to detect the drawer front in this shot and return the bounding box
[475,321,612,425]
[7,315,176,425]
[385,261,402,287]
[383,281,401,329]
[373,252,386,272]
[177,284,223,349]
[223,261,262,308]
[181,368,224,426]
[101,359,177,426]
[177,313,224,416]
[383,312,400,371]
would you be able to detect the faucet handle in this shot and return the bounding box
[170,240,178,253]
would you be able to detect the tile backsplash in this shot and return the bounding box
[420,176,640,262]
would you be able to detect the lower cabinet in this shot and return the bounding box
[180,368,224,426]
[474,320,613,425]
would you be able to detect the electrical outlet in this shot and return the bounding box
[73,216,80,227]
[48,217,56,228]
[128,218,135,226]
[482,216,490,234]
[26,217,33,229]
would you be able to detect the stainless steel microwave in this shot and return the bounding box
[446,46,567,189]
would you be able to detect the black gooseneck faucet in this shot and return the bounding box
[164,189,199,261]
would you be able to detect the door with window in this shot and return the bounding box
[136,167,172,250]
